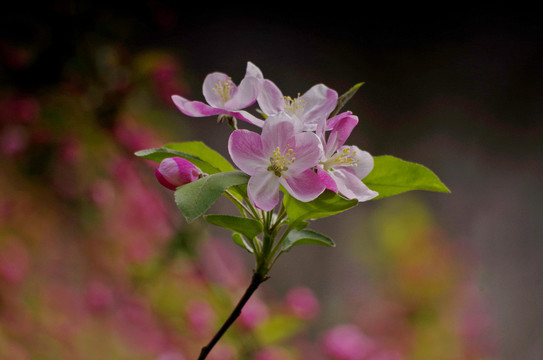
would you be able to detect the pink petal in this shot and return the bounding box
[202,72,235,108]
[171,95,223,117]
[300,84,338,131]
[155,157,201,190]
[256,79,284,116]
[228,129,266,175]
[348,146,374,179]
[233,110,265,127]
[260,113,295,154]
[286,131,323,174]
[330,168,378,201]
[317,166,338,193]
[224,76,260,111]
[325,112,359,153]
[248,168,281,211]
[280,169,325,202]
[245,61,264,79]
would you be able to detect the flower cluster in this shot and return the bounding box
[169,62,378,210]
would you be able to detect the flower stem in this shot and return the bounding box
[197,271,268,360]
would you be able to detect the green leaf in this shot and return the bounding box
[329,82,364,118]
[283,190,358,225]
[135,141,234,175]
[232,233,254,253]
[175,171,250,222]
[254,314,303,345]
[281,228,335,253]
[164,141,235,172]
[364,155,451,200]
[204,214,263,240]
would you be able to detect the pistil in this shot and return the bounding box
[268,146,296,177]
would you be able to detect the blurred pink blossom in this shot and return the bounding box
[252,346,292,360]
[0,95,40,124]
[0,125,28,156]
[186,300,216,337]
[151,58,188,103]
[0,239,30,285]
[321,324,377,360]
[285,286,320,320]
[115,297,167,353]
[89,179,116,207]
[207,343,237,360]
[366,350,403,360]
[85,280,115,313]
[239,296,269,330]
[156,350,186,360]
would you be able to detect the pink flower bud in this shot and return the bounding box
[155,157,202,190]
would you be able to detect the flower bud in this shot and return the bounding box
[155,157,202,190]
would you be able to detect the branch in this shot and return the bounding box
[197,271,268,359]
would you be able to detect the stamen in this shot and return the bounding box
[321,147,359,171]
[283,93,306,117]
[268,145,296,177]
[212,77,234,105]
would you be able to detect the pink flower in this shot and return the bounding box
[228,113,325,211]
[321,324,377,360]
[316,112,378,202]
[239,296,269,330]
[155,157,202,190]
[285,286,320,320]
[256,79,338,132]
[186,300,215,337]
[85,280,115,313]
[171,62,262,126]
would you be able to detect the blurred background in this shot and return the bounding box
[1,2,541,359]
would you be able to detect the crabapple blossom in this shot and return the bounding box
[171,62,263,126]
[228,113,325,211]
[316,112,378,202]
[256,78,338,132]
[155,157,202,190]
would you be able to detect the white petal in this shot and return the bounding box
[248,169,281,211]
[257,79,284,115]
[330,168,378,201]
[260,113,295,154]
[202,72,235,108]
[349,146,374,179]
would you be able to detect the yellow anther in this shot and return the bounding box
[268,146,296,177]
[283,93,306,117]
[212,77,234,105]
[321,147,358,171]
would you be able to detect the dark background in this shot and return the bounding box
[2,3,542,359]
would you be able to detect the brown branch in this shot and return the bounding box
[197,271,268,359]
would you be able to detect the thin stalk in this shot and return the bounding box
[267,224,295,267]
[197,271,268,360]
[224,190,255,218]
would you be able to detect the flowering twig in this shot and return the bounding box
[137,61,450,358]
